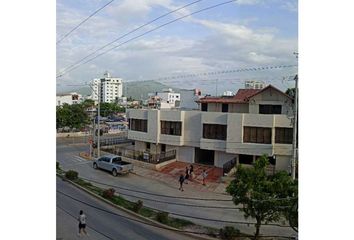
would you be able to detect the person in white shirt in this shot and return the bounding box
[78,210,88,236]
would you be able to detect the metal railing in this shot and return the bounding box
[223,157,237,175]
[104,147,176,165]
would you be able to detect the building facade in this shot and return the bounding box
[127,85,294,172]
[56,92,82,106]
[245,80,265,89]
[91,72,123,103]
[147,88,181,109]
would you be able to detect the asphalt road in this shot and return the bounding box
[57,142,296,237]
[57,177,199,240]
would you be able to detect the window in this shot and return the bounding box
[222,104,229,113]
[161,144,166,152]
[239,155,253,165]
[203,124,227,140]
[146,143,150,150]
[201,103,208,111]
[161,121,182,136]
[112,157,122,164]
[275,127,293,144]
[243,127,271,144]
[129,118,147,132]
[259,104,282,114]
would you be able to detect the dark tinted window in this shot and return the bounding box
[243,127,272,144]
[112,157,122,164]
[201,103,208,111]
[222,104,229,112]
[203,124,227,140]
[259,105,282,114]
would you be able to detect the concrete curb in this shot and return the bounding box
[57,173,219,240]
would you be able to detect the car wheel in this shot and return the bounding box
[112,169,118,177]
[93,163,98,169]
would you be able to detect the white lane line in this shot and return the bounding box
[72,156,85,162]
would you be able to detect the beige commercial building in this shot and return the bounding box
[127,85,294,172]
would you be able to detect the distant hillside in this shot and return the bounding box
[71,80,180,100]
[125,80,180,100]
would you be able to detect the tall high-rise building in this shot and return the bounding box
[90,72,123,103]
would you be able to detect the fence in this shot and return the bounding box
[223,158,237,175]
[103,146,176,165]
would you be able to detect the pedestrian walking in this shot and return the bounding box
[179,174,185,191]
[78,210,88,237]
[202,169,208,186]
[189,165,194,179]
[184,166,189,184]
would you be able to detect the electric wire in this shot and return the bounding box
[57,0,205,74]
[56,0,239,78]
[57,204,115,240]
[57,190,293,229]
[56,0,116,45]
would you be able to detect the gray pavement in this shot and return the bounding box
[57,142,296,237]
[57,177,199,240]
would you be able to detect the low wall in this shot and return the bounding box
[121,156,176,170]
[57,132,90,137]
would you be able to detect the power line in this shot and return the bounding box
[57,0,206,75]
[80,176,297,204]
[57,204,115,240]
[80,176,231,201]
[57,190,220,236]
[56,0,238,78]
[56,0,116,45]
[57,190,293,229]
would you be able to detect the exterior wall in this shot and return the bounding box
[159,110,183,146]
[91,75,123,103]
[214,151,237,168]
[127,109,293,172]
[248,88,293,115]
[179,90,200,110]
[229,103,249,113]
[183,111,202,147]
[56,95,72,106]
[274,155,291,171]
[134,141,146,152]
[206,103,222,112]
[176,146,195,163]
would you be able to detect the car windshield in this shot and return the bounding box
[112,157,122,164]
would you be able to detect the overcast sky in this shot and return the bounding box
[56,0,298,95]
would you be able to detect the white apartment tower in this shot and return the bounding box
[91,72,123,103]
[245,80,265,89]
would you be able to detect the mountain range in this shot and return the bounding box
[69,80,180,100]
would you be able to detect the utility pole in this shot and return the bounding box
[291,52,298,180]
[291,74,298,180]
[97,81,101,158]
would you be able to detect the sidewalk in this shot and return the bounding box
[132,163,228,195]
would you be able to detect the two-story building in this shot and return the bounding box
[126,85,294,172]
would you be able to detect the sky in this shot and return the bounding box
[56,0,298,95]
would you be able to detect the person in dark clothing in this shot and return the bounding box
[189,165,194,179]
[179,174,185,191]
[184,166,189,184]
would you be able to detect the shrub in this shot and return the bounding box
[56,162,60,170]
[65,170,78,180]
[102,188,115,199]
[219,226,240,240]
[156,211,169,224]
[132,200,143,213]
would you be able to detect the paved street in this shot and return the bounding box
[57,142,296,237]
[57,176,199,240]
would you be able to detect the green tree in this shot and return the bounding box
[226,155,298,239]
[81,99,95,109]
[286,88,296,98]
[99,102,125,117]
[56,103,90,129]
